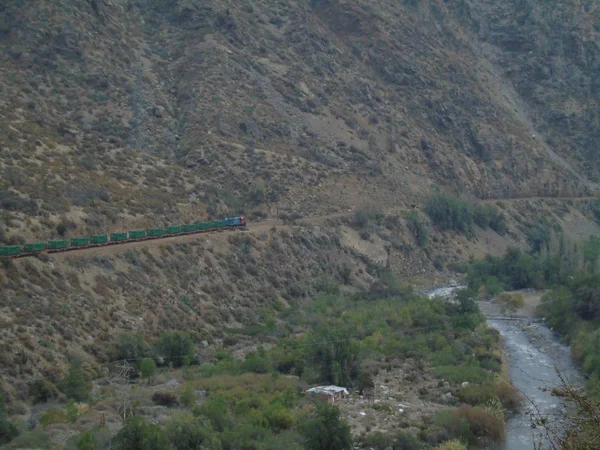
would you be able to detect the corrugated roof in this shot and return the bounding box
[306,385,349,396]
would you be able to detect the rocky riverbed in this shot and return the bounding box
[480,300,582,450]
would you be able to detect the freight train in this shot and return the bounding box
[0,216,247,259]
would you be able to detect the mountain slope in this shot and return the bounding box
[0,0,597,246]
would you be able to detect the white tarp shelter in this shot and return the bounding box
[306,385,349,403]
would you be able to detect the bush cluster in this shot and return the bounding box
[433,406,505,447]
[425,193,507,235]
[108,385,351,450]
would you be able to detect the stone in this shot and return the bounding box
[154,105,165,118]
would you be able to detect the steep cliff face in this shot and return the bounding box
[0,0,596,245]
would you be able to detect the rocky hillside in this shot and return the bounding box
[0,0,598,244]
[0,0,599,405]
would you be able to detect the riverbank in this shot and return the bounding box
[480,298,582,450]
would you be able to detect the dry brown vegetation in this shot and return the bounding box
[0,0,598,244]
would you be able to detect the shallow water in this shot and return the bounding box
[487,318,580,450]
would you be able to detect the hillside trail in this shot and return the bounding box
[479,195,597,204]
[43,194,599,261]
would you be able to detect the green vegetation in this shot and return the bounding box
[114,416,171,450]
[354,206,383,228]
[165,414,221,450]
[404,211,428,247]
[155,331,195,367]
[435,440,467,450]
[0,395,19,445]
[59,359,91,402]
[179,385,195,407]
[299,403,352,450]
[433,407,504,447]
[10,268,509,449]
[465,234,600,448]
[425,192,507,235]
[108,332,150,363]
[28,378,57,404]
[140,358,157,382]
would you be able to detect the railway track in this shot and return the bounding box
[4,193,597,261]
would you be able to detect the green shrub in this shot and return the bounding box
[425,192,473,234]
[263,431,305,450]
[394,431,421,449]
[152,392,179,407]
[355,207,383,228]
[140,358,157,381]
[165,413,221,450]
[241,351,271,374]
[193,395,229,432]
[487,207,507,234]
[264,403,293,432]
[108,333,150,363]
[433,362,491,383]
[180,386,195,407]
[299,403,352,450]
[448,260,469,273]
[528,224,551,253]
[362,431,394,449]
[472,204,507,234]
[155,331,194,367]
[435,439,468,450]
[76,430,95,450]
[3,431,47,448]
[458,383,522,411]
[592,200,600,224]
[434,406,505,446]
[59,359,91,401]
[404,211,428,247]
[73,428,112,450]
[114,415,170,450]
[0,394,19,445]
[40,408,67,428]
[29,378,57,404]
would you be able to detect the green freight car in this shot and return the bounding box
[182,224,199,233]
[165,226,182,234]
[111,232,128,242]
[48,239,68,250]
[128,230,146,240]
[90,235,109,245]
[147,228,164,238]
[0,246,21,257]
[23,242,46,253]
[71,237,90,247]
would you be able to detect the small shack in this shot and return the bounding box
[306,385,349,404]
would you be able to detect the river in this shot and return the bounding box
[426,286,582,450]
